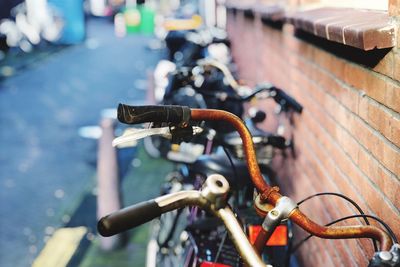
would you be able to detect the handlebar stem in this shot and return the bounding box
[155,175,269,267]
[254,197,297,253]
[155,174,272,267]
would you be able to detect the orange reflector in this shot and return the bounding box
[248,225,288,246]
[200,262,231,267]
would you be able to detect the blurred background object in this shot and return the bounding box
[48,0,84,44]
[0,0,64,52]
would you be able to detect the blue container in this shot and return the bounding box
[48,0,85,44]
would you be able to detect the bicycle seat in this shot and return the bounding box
[222,128,286,149]
[220,128,286,165]
[189,149,251,188]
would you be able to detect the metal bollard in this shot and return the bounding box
[96,117,125,251]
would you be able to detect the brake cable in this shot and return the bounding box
[214,230,229,264]
[297,192,378,251]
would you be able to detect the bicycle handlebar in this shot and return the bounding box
[272,87,303,113]
[115,105,393,252]
[98,175,270,267]
[195,84,303,113]
[245,84,303,113]
[195,60,302,113]
[98,200,162,237]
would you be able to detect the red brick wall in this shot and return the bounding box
[227,7,400,267]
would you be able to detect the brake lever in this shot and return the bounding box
[112,126,204,147]
[112,127,171,147]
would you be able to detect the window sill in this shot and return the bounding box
[226,2,284,22]
[285,7,396,51]
[253,4,285,22]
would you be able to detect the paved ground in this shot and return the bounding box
[0,18,163,266]
[78,146,173,267]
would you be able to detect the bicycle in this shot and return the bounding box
[99,105,399,267]
[115,87,301,266]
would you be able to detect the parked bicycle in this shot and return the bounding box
[99,105,399,267]
[113,82,302,266]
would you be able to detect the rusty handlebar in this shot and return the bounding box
[116,104,392,251]
[190,108,392,251]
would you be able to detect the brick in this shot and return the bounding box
[339,240,361,267]
[313,48,331,72]
[365,74,387,104]
[329,56,346,80]
[347,239,370,267]
[397,26,400,49]
[358,94,369,121]
[382,142,400,174]
[367,102,385,130]
[394,53,400,81]
[328,240,351,267]
[343,63,367,91]
[382,114,398,146]
[389,0,400,16]
[336,129,359,163]
[372,51,394,78]
[385,82,400,113]
[350,117,371,151]
[391,117,400,147]
[340,87,359,114]
[314,241,337,267]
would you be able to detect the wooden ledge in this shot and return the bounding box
[226,2,252,12]
[286,8,396,50]
[253,4,285,22]
[225,2,256,19]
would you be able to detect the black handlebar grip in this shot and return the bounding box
[97,200,162,237]
[273,88,303,113]
[117,104,191,125]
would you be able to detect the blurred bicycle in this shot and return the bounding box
[0,0,63,52]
